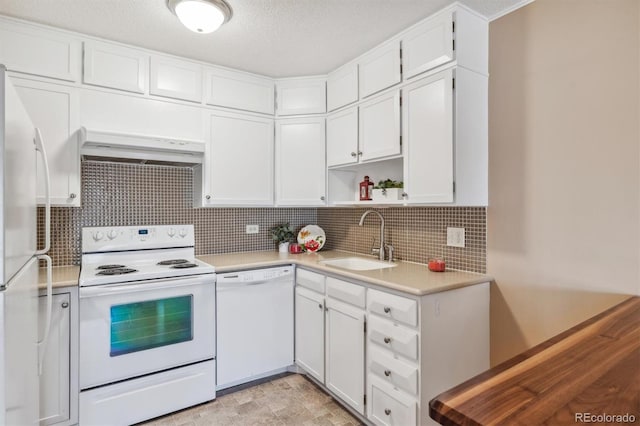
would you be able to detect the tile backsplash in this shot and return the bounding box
[39,161,486,273]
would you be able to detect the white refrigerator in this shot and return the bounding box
[0,65,52,425]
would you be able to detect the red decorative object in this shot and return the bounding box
[428,258,446,272]
[288,244,303,254]
[359,176,373,201]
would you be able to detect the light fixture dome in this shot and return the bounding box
[167,0,232,34]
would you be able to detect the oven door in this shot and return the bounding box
[79,275,215,390]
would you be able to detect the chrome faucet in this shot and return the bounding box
[358,210,386,261]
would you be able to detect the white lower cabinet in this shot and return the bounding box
[294,267,490,426]
[38,288,78,426]
[295,287,325,383]
[325,297,366,415]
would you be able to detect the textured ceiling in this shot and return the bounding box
[0,0,526,77]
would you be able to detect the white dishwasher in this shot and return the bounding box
[216,266,294,390]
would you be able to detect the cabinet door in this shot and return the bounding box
[276,78,326,116]
[13,78,80,206]
[38,293,70,426]
[208,111,274,206]
[205,68,274,115]
[326,107,358,168]
[359,91,401,162]
[402,70,453,203]
[295,287,325,383]
[0,19,80,82]
[83,40,147,94]
[150,56,202,102]
[326,298,365,415]
[327,63,358,112]
[402,12,454,80]
[359,40,401,98]
[275,117,325,206]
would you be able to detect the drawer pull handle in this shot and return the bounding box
[383,306,391,313]
[385,409,391,416]
[383,337,392,344]
[384,370,391,377]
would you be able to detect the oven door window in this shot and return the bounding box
[110,295,193,357]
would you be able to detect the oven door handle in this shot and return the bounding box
[79,276,214,298]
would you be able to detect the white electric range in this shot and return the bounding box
[78,225,216,425]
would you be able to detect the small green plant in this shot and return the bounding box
[269,223,295,243]
[374,179,404,189]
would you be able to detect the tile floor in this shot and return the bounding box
[141,374,362,426]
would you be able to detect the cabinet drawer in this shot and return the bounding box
[368,316,418,361]
[296,269,325,294]
[326,277,365,308]
[368,289,417,327]
[369,346,418,395]
[369,377,417,426]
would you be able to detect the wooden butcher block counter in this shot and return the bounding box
[429,296,640,425]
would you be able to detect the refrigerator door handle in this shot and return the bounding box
[37,254,52,376]
[34,128,51,255]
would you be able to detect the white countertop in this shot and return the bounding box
[198,250,492,296]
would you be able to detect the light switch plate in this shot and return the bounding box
[446,227,465,247]
[246,224,259,234]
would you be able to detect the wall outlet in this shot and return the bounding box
[246,224,259,234]
[446,227,465,248]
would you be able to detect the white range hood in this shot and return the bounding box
[79,127,205,165]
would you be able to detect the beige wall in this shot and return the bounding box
[488,0,640,365]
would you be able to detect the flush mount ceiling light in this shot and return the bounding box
[167,0,232,34]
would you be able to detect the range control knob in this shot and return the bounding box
[167,228,176,237]
[107,230,118,240]
[179,228,188,238]
[93,231,104,242]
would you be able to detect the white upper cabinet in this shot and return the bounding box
[402,70,453,204]
[0,19,80,82]
[275,77,326,116]
[402,11,454,80]
[326,107,358,168]
[83,41,147,94]
[150,56,202,103]
[327,63,358,112]
[359,91,401,162]
[207,111,274,206]
[275,117,326,206]
[358,40,401,99]
[13,78,81,206]
[205,68,274,115]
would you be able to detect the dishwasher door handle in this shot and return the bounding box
[217,278,291,289]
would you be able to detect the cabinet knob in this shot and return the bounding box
[384,370,391,377]
[61,302,69,309]
[385,409,391,416]
[318,303,323,309]
[383,337,392,344]
[358,151,363,156]
[383,306,391,313]
[350,152,357,158]
[401,192,408,198]
[205,195,211,200]
[320,196,325,201]
[69,193,76,199]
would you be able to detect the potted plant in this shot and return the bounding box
[269,223,295,253]
[372,179,404,202]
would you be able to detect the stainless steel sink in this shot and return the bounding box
[320,257,397,271]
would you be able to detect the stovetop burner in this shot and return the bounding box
[97,264,127,270]
[96,268,138,276]
[157,259,189,266]
[171,263,198,269]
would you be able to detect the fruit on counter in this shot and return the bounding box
[428,258,446,272]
